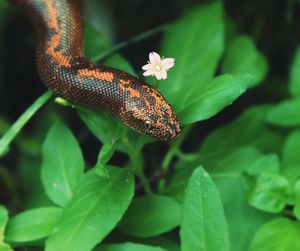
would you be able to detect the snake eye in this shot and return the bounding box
[145,120,152,129]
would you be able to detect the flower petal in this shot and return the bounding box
[154,71,162,80]
[161,58,175,70]
[142,63,154,71]
[149,52,161,64]
[143,69,155,76]
[161,70,167,79]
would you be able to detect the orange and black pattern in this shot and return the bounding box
[12,0,182,141]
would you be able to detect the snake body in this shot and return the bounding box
[12,0,182,141]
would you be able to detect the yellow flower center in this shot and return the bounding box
[155,64,162,71]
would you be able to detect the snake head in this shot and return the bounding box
[120,82,182,141]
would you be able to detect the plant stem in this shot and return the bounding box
[0,90,53,157]
[91,23,170,63]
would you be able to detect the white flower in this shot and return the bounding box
[142,52,175,80]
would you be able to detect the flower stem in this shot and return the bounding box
[0,90,53,157]
[91,23,170,63]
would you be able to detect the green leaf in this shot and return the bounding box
[266,99,300,127]
[160,2,224,99]
[45,167,134,251]
[95,141,117,177]
[246,154,280,175]
[201,105,285,155]
[221,35,268,87]
[293,179,300,220]
[208,147,272,251]
[119,195,181,237]
[96,243,166,251]
[180,167,230,251]
[247,173,292,213]
[250,218,300,251]
[290,46,300,97]
[77,108,125,149]
[104,54,137,77]
[41,121,84,207]
[5,207,62,243]
[282,130,300,166]
[176,73,253,124]
[0,205,9,243]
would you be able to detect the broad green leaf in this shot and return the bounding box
[246,154,280,175]
[119,195,181,237]
[175,73,252,124]
[180,167,230,251]
[41,121,84,207]
[5,207,62,243]
[201,105,285,155]
[247,173,292,213]
[290,46,300,97]
[45,168,134,251]
[266,99,300,127]
[249,218,300,251]
[96,243,166,251]
[282,130,300,166]
[221,35,268,87]
[160,2,224,100]
[0,205,12,250]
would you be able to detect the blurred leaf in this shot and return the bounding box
[248,173,292,213]
[180,167,230,251]
[266,99,300,127]
[45,168,134,251]
[201,105,285,155]
[175,73,252,124]
[221,35,268,87]
[0,205,12,250]
[293,179,300,220]
[84,23,111,60]
[18,156,54,209]
[41,121,84,207]
[119,195,181,237]
[282,130,300,166]
[290,46,300,97]
[249,218,300,251]
[246,154,280,175]
[160,2,224,100]
[5,207,62,243]
[82,0,114,42]
[96,243,166,251]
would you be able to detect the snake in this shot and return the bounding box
[11,0,182,141]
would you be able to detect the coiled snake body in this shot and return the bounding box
[11,0,182,141]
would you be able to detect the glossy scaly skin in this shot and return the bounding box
[12,0,182,141]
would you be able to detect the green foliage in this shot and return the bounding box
[119,195,181,237]
[290,46,300,97]
[249,218,300,251]
[180,167,230,251]
[0,206,12,251]
[221,35,268,87]
[41,121,85,207]
[1,0,300,250]
[5,207,62,243]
